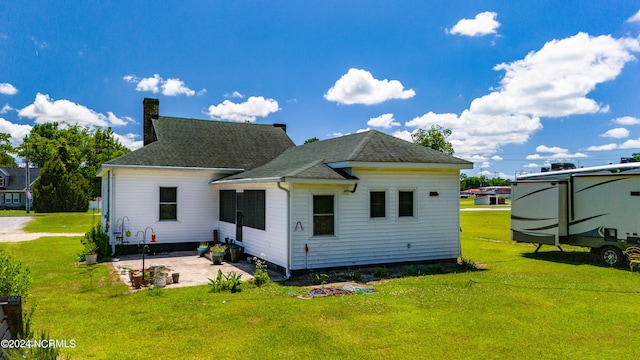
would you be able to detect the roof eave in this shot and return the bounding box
[210,176,358,185]
[98,164,244,177]
[326,161,473,170]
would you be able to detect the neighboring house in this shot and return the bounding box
[0,167,40,210]
[98,98,473,276]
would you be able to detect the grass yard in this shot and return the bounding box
[0,210,100,233]
[1,210,640,359]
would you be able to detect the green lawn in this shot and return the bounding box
[0,210,100,233]
[1,210,639,359]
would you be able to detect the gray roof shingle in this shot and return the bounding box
[105,117,295,170]
[0,168,41,191]
[220,130,472,182]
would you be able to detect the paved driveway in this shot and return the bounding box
[0,216,84,242]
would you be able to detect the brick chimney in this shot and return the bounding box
[143,98,159,146]
[273,123,286,133]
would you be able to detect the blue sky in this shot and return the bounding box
[1,1,640,178]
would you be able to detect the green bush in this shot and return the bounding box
[81,223,111,261]
[208,270,243,293]
[0,249,31,298]
[252,257,270,287]
[374,267,389,279]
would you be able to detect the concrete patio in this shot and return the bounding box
[111,251,285,289]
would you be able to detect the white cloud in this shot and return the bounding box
[524,163,540,168]
[123,75,138,83]
[470,33,640,118]
[620,138,640,149]
[162,78,195,96]
[527,151,587,160]
[356,128,371,133]
[536,145,568,153]
[600,127,629,139]
[205,96,280,122]
[404,32,640,160]
[135,74,161,93]
[0,83,18,95]
[449,11,500,37]
[392,130,413,142]
[112,132,143,151]
[613,116,640,125]
[18,93,132,127]
[331,132,350,138]
[406,110,542,156]
[585,143,618,151]
[467,155,489,162]
[367,113,400,128]
[324,68,415,105]
[0,104,15,114]
[0,118,32,146]
[627,10,640,23]
[225,91,244,99]
[124,74,199,97]
[491,155,503,161]
[547,152,588,159]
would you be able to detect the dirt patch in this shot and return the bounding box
[281,260,481,287]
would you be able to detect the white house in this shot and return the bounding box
[98,98,473,276]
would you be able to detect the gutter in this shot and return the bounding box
[99,164,244,175]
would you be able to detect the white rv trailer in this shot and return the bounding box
[511,163,640,267]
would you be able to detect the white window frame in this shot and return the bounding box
[4,193,11,203]
[159,186,178,221]
[311,192,338,238]
[398,189,417,218]
[369,189,388,220]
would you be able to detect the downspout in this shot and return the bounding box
[277,180,291,278]
[109,170,116,255]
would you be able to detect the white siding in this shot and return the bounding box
[107,167,224,245]
[289,168,461,270]
[213,183,289,269]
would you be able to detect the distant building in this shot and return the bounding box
[0,168,41,210]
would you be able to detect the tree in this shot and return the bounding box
[0,132,17,167]
[412,125,455,155]
[20,124,130,212]
[32,146,91,213]
[460,175,511,190]
[304,137,319,144]
[18,124,130,201]
[633,153,640,161]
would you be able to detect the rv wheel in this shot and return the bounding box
[600,247,623,267]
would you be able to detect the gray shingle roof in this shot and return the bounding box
[105,117,295,170]
[0,168,41,191]
[220,130,472,182]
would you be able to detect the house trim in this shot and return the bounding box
[327,161,473,170]
[212,176,358,185]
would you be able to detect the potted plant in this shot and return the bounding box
[197,242,209,257]
[210,245,227,265]
[130,269,143,289]
[81,238,98,265]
